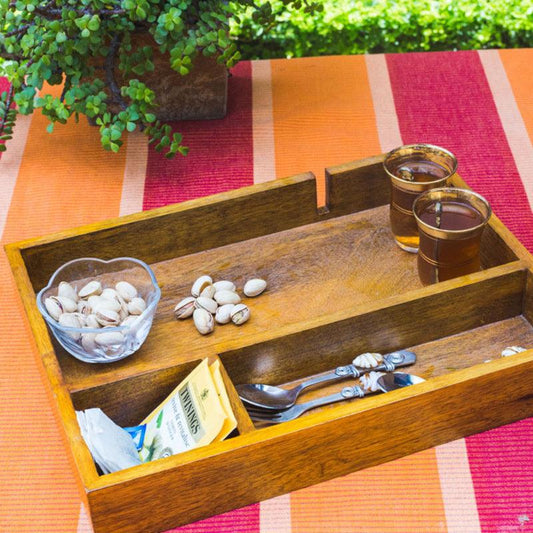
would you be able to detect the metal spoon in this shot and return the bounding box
[376,371,426,391]
[237,350,416,410]
[246,372,425,423]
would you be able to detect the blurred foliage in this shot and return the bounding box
[231,0,533,58]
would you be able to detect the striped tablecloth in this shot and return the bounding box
[1,49,532,532]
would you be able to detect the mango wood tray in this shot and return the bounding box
[6,155,533,533]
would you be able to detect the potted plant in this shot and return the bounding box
[0,0,319,158]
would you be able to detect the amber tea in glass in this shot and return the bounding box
[413,188,491,285]
[384,144,457,253]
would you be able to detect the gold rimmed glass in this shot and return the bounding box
[384,144,458,253]
[413,187,492,285]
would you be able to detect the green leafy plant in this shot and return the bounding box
[233,0,533,59]
[0,0,320,157]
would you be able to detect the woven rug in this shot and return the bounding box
[1,49,532,532]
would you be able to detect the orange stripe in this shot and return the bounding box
[1,83,127,531]
[291,449,447,532]
[270,55,382,206]
[499,49,533,146]
[2,85,126,242]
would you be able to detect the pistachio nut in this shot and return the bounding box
[127,297,146,316]
[94,297,122,314]
[44,296,64,321]
[115,281,138,302]
[230,303,250,325]
[95,308,120,327]
[213,280,236,292]
[81,332,98,352]
[174,296,196,319]
[118,300,129,321]
[353,352,383,369]
[85,314,101,329]
[200,284,217,299]
[58,313,84,341]
[55,295,78,313]
[101,288,119,300]
[215,304,235,325]
[78,280,102,299]
[58,281,79,302]
[243,278,267,297]
[214,289,241,306]
[195,296,218,314]
[121,315,139,327]
[87,295,103,309]
[95,331,125,346]
[191,275,213,297]
[77,300,91,316]
[193,308,214,335]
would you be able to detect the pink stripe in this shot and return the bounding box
[143,61,254,208]
[386,50,533,252]
[465,419,533,532]
[168,503,260,532]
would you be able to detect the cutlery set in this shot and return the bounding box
[237,350,423,424]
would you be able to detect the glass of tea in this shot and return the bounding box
[413,187,492,285]
[383,144,457,253]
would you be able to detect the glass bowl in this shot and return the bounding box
[36,257,161,363]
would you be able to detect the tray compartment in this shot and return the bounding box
[70,356,254,436]
[38,211,523,393]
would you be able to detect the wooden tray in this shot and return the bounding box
[6,154,533,533]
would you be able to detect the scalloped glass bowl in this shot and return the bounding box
[36,257,161,363]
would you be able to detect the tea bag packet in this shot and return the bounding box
[138,359,231,462]
[76,408,142,474]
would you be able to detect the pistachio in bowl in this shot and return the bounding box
[36,257,161,363]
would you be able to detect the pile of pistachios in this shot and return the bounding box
[174,275,267,335]
[44,279,145,350]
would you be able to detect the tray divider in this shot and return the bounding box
[216,358,256,435]
[219,262,527,386]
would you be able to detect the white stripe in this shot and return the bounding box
[479,49,533,210]
[435,439,482,533]
[119,130,148,216]
[77,503,94,533]
[252,60,277,184]
[260,493,291,533]
[365,54,403,152]
[0,114,32,237]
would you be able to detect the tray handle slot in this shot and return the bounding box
[325,154,389,216]
[17,172,322,292]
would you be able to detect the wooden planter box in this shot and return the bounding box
[6,155,533,533]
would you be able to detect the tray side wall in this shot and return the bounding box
[86,354,533,533]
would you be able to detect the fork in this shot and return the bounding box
[246,385,370,423]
